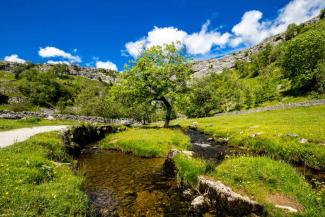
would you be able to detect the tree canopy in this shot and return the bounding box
[112,43,192,127]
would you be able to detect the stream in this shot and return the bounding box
[78,149,191,216]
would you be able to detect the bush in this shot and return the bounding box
[285,23,302,40]
[280,22,325,94]
[11,62,34,79]
[18,69,73,108]
[314,61,325,94]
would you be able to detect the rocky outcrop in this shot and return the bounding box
[163,149,181,177]
[192,15,321,78]
[198,176,265,216]
[190,195,210,213]
[62,124,122,156]
[0,61,116,83]
[0,109,135,125]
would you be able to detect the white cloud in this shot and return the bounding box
[185,20,231,55]
[146,27,187,48]
[125,21,231,57]
[4,54,26,63]
[125,40,146,58]
[271,0,325,34]
[230,0,325,46]
[231,10,271,46]
[47,60,70,65]
[96,61,118,71]
[38,46,81,63]
[125,27,187,58]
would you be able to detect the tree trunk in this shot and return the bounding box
[160,97,172,128]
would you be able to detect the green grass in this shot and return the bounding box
[173,154,324,217]
[174,153,208,184]
[99,127,191,157]
[174,105,325,169]
[211,156,324,217]
[257,95,325,108]
[0,70,15,81]
[0,132,89,216]
[0,117,77,131]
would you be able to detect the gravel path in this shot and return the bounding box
[0,125,69,148]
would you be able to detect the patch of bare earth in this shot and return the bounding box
[267,194,304,213]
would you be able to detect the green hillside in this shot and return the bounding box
[181,18,325,117]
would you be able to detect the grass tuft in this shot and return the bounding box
[174,153,207,185]
[99,127,191,157]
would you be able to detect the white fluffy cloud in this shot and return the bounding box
[146,27,187,48]
[231,10,271,46]
[125,40,146,58]
[125,21,230,57]
[4,54,26,63]
[271,0,325,34]
[96,61,118,71]
[38,46,81,63]
[231,0,325,46]
[184,20,231,55]
[125,27,188,58]
[47,60,70,65]
[124,0,324,57]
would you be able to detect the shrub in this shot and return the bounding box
[280,22,325,94]
[285,23,302,40]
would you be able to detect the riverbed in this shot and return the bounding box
[78,149,191,216]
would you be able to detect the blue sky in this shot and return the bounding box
[1,0,324,71]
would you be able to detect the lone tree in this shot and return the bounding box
[115,43,192,127]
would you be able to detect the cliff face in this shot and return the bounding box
[192,15,321,78]
[0,61,116,83]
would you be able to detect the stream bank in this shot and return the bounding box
[184,128,324,187]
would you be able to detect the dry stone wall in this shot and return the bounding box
[0,109,134,125]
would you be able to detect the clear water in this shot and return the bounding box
[78,150,191,216]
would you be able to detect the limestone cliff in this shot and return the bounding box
[0,61,116,83]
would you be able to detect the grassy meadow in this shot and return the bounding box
[0,132,89,216]
[173,105,325,169]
